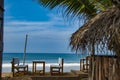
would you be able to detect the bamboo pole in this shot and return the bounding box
[108,58,110,80]
[113,58,116,80]
[98,57,101,80]
[96,57,99,80]
[23,34,28,65]
[91,42,95,80]
[101,57,104,80]
[89,56,92,80]
[104,57,108,79]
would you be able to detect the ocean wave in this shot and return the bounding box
[2,63,80,67]
[2,63,80,72]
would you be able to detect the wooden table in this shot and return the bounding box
[32,60,45,75]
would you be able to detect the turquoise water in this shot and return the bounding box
[2,53,87,72]
[3,53,86,63]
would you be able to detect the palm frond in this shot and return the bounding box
[38,0,97,21]
[70,7,120,55]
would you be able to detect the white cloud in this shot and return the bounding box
[4,14,79,36]
[4,0,83,53]
[4,13,80,53]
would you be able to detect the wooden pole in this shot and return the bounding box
[0,1,4,79]
[96,57,99,80]
[23,34,28,65]
[91,41,95,80]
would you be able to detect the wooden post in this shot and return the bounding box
[98,57,101,80]
[88,56,92,80]
[80,58,85,71]
[101,57,103,80]
[80,59,82,71]
[95,57,99,80]
[86,56,89,72]
[23,34,28,65]
[0,1,4,79]
[11,59,14,77]
[91,42,95,80]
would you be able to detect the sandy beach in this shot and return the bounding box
[2,71,88,80]
[2,72,78,80]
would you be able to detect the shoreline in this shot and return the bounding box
[2,63,80,72]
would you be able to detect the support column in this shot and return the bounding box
[0,0,4,79]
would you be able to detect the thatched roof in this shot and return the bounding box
[70,7,120,56]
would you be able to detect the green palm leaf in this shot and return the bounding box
[38,0,97,20]
[37,0,114,21]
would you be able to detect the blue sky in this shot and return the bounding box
[4,0,80,53]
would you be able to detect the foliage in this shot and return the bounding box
[37,0,113,21]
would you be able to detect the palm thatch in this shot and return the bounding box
[70,6,120,56]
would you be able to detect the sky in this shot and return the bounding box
[4,0,80,53]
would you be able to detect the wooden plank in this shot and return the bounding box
[96,57,99,80]
[88,56,92,80]
[98,57,101,80]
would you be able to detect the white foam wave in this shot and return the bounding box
[2,63,80,72]
[2,63,80,67]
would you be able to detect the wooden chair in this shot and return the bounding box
[80,56,91,72]
[50,58,64,75]
[11,58,28,77]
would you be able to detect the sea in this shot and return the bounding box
[2,53,87,72]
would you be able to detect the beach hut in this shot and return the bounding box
[70,6,120,80]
